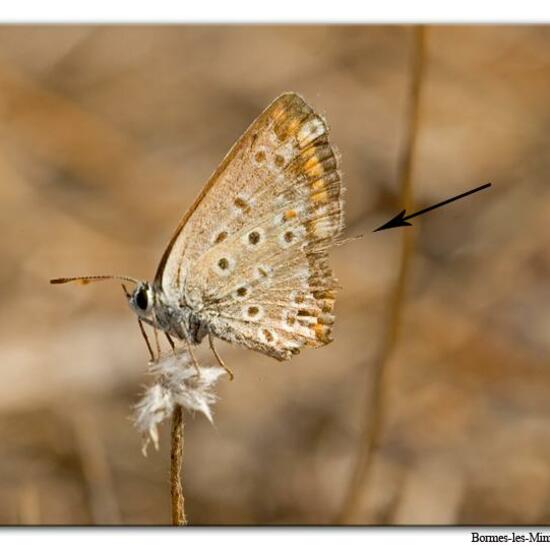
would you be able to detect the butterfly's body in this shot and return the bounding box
[52,92,345,364]
[152,293,208,346]
[128,282,207,345]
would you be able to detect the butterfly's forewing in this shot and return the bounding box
[156,93,344,360]
[155,93,301,295]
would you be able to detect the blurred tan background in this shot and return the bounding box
[0,25,549,525]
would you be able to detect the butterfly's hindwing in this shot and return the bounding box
[156,93,344,360]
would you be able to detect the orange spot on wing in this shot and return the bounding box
[304,161,323,178]
[283,209,297,221]
[311,179,325,191]
[313,323,332,343]
[303,156,317,170]
[286,118,300,136]
[311,191,329,204]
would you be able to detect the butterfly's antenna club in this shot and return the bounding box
[49,275,140,286]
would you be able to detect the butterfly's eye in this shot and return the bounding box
[136,288,148,310]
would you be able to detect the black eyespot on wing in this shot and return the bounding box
[248,231,261,245]
[218,258,229,270]
[215,231,228,244]
[248,306,259,317]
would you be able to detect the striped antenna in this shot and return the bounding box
[50,275,140,286]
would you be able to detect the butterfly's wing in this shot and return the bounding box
[155,92,344,360]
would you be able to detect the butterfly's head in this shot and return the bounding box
[128,281,156,320]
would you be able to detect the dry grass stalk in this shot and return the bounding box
[170,405,187,526]
[337,25,427,524]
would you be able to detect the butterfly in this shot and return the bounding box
[51,92,345,376]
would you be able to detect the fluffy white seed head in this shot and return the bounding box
[133,352,227,455]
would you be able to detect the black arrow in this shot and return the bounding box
[373,182,492,232]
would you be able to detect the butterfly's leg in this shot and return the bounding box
[137,319,156,363]
[152,324,162,360]
[149,310,163,360]
[184,338,201,377]
[165,333,176,353]
[208,333,234,381]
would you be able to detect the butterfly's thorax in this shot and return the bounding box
[153,290,208,345]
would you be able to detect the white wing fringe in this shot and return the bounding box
[133,352,227,456]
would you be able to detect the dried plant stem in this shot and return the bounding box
[170,405,187,525]
[337,25,426,524]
